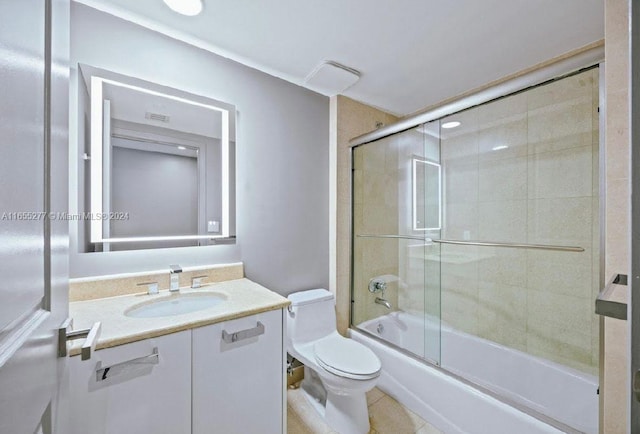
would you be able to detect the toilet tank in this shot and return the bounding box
[286,289,337,345]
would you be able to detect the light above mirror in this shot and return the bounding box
[163,0,203,16]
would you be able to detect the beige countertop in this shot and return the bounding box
[69,278,290,356]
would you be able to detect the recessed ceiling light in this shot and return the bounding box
[442,121,461,129]
[163,0,203,16]
[177,146,187,150]
[492,145,509,151]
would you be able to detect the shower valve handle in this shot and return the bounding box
[368,278,387,293]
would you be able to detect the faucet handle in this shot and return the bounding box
[368,278,387,293]
[191,275,207,288]
[137,281,159,295]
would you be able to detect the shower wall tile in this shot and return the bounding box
[441,108,479,160]
[363,171,397,210]
[477,248,527,288]
[441,286,478,336]
[527,71,595,111]
[527,197,593,245]
[444,202,478,240]
[475,91,528,216]
[478,200,527,243]
[477,281,527,352]
[362,140,388,171]
[527,99,593,155]
[527,145,593,199]
[444,160,478,204]
[527,333,595,376]
[526,249,593,299]
[477,117,528,162]
[526,289,592,345]
[441,135,478,163]
[477,92,527,124]
[439,69,599,378]
[441,245,479,335]
[526,289,595,374]
[333,95,399,334]
[362,202,395,234]
[478,156,527,202]
[399,245,436,317]
[361,239,398,277]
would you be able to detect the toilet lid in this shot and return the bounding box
[314,336,381,380]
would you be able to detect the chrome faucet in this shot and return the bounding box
[169,264,182,292]
[370,277,391,309]
[375,297,392,309]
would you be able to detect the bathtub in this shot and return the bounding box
[352,312,598,434]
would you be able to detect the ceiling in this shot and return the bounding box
[75,0,604,115]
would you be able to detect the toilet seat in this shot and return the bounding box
[314,335,381,380]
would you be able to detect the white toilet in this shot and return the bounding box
[286,288,381,434]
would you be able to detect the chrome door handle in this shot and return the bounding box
[58,318,102,361]
[222,321,265,343]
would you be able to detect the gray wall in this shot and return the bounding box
[69,4,329,294]
[111,144,198,249]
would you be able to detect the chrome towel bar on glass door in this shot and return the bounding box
[356,234,584,252]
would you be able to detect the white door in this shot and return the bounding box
[0,1,69,433]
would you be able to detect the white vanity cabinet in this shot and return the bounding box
[67,331,192,434]
[192,309,285,434]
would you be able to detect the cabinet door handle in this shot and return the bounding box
[95,347,159,381]
[221,321,265,343]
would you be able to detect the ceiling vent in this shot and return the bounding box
[145,112,170,123]
[304,61,360,96]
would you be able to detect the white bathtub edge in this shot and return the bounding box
[350,328,565,434]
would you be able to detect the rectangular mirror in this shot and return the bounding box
[412,157,441,231]
[80,65,236,251]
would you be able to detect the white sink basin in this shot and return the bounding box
[125,292,227,318]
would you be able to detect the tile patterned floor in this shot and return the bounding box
[287,386,443,434]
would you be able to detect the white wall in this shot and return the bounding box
[69,3,329,294]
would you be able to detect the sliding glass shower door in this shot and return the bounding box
[351,120,442,364]
[351,67,600,432]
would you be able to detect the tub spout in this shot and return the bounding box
[375,297,392,309]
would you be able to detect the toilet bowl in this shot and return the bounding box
[286,289,381,434]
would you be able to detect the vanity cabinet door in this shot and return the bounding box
[192,309,285,434]
[67,331,191,434]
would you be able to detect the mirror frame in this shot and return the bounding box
[87,71,233,245]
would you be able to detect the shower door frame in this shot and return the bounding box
[349,45,606,433]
